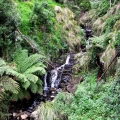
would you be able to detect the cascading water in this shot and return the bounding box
[9,54,73,120]
[43,73,49,97]
[43,55,71,97]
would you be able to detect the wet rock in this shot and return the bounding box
[21,114,28,119]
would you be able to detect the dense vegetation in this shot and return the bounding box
[0,0,120,119]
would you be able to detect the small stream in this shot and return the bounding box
[8,22,95,120]
[9,54,74,120]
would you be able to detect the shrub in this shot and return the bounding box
[97,0,109,17]
[54,72,120,120]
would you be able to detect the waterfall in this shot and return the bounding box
[65,55,70,65]
[43,73,48,96]
[43,55,71,96]
[50,69,58,88]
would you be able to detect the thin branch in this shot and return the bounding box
[16,28,37,51]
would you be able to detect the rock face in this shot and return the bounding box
[54,6,84,51]
[100,42,116,75]
[73,52,91,73]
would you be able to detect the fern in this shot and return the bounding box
[1,76,19,94]
[25,66,46,75]
[9,49,47,100]
[13,49,28,73]
[0,58,20,101]
[22,53,45,73]
[30,83,38,93]
[21,81,30,90]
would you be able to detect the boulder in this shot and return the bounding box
[100,42,116,75]
[73,52,91,73]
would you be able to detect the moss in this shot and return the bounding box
[113,20,120,31]
[15,0,34,34]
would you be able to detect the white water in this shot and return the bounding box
[50,69,58,88]
[45,55,71,89]
[43,73,48,91]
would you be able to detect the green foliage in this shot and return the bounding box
[54,72,120,120]
[11,49,46,100]
[0,0,20,60]
[102,14,120,34]
[0,94,10,120]
[30,1,55,33]
[34,102,57,120]
[15,0,34,35]
[114,31,120,55]
[0,58,20,101]
[97,0,109,17]
[76,0,91,11]
[0,58,20,119]
[29,0,67,58]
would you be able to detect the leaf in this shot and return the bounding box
[21,53,45,73]
[25,66,46,75]
[21,81,30,90]
[30,83,38,93]
[1,76,19,94]
[26,74,38,83]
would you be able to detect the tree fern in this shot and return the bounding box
[0,76,19,94]
[21,81,31,90]
[25,66,46,75]
[21,53,45,73]
[0,58,20,101]
[10,49,46,100]
[13,49,29,73]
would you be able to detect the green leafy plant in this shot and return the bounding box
[102,14,120,34]
[0,58,20,120]
[54,72,120,120]
[0,0,20,60]
[10,49,46,100]
[34,102,57,120]
[97,0,109,17]
[0,58,20,101]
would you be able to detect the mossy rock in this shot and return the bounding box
[93,17,105,36]
[100,42,116,75]
[113,20,120,31]
[79,9,96,26]
[73,52,91,74]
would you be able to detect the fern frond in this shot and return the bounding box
[34,62,46,68]
[21,81,30,90]
[26,74,38,83]
[25,66,46,75]
[0,76,19,94]
[21,53,45,73]
[30,83,38,93]
[36,78,43,85]
[0,66,8,76]
[0,58,6,67]
[5,68,27,82]
[0,58,8,76]
[12,88,31,101]
[13,49,28,73]
[36,85,43,94]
